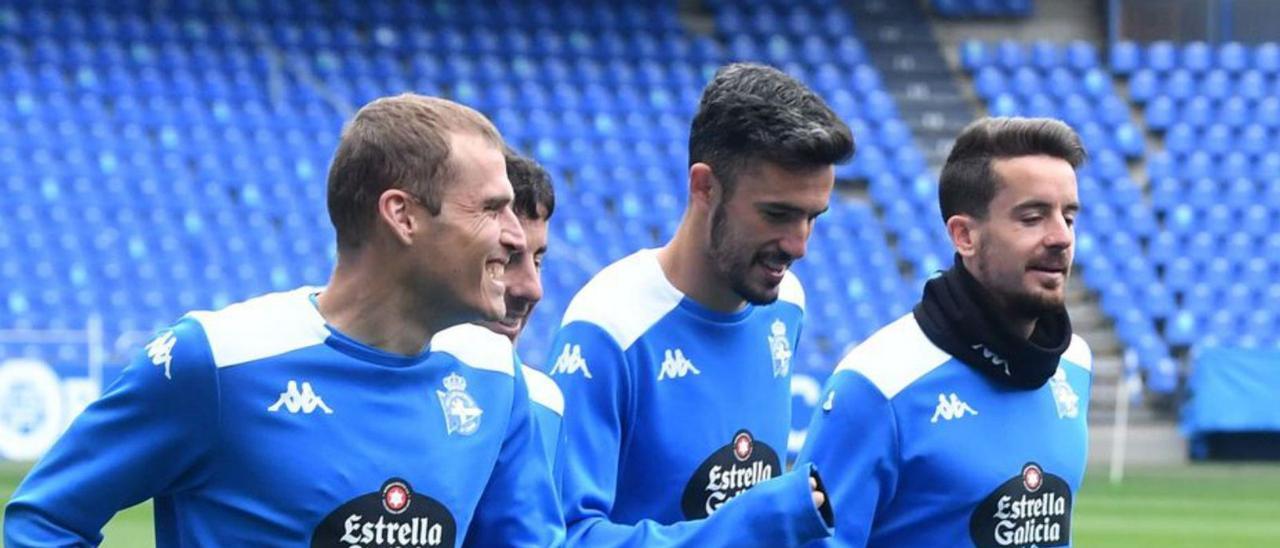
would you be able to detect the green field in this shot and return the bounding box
[3,462,1278,546]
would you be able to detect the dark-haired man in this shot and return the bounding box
[549,62,854,546]
[5,94,563,546]
[472,151,564,467]
[798,117,1092,547]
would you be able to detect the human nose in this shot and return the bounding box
[499,206,526,255]
[1044,213,1073,250]
[507,254,543,304]
[778,220,812,260]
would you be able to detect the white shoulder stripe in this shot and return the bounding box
[779,271,805,311]
[560,249,684,351]
[1062,334,1092,372]
[187,287,329,369]
[835,313,951,399]
[522,365,564,416]
[431,324,516,377]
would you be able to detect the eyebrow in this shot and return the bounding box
[483,195,512,209]
[1012,200,1080,214]
[759,202,830,217]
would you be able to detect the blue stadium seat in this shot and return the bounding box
[1146,41,1177,72]
[1218,42,1248,72]
[1127,69,1157,103]
[1081,68,1112,98]
[1110,40,1140,74]
[1256,97,1280,128]
[1237,71,1268,101]
[1240,257,1272,288]
[1180,41,1213,72]
[960,40,988,70]
[1165,310,1198,347]
[1255,42,1280,74]
[1204,124,1234,156]
[1029,40,1059,70]
[1197,69,1231,100]
[1067,41,1098,70]
[1242,203,1272,235]
[1164,69,1197,101]
[1218,96,1251,128]
[1220,151,1252,180]
[995,39,1025,69]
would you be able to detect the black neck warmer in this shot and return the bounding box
[912,255,1072,390]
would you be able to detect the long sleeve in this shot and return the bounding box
[462,359,566,547]
[4,319,219,547]
[795,370,901,548]
[551,322,831,547]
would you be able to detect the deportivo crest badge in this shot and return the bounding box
[1049,367,1079,419]
[436,373,482,436]
[768,319,792,378]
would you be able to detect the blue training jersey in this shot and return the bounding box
[548,249,832,547]
[797,313,1093,548]
[522,363,564,483]
[4,287,563,547]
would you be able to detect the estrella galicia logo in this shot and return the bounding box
[312,478,456,547]
[681,430,781,519]
[969,462,1072,547]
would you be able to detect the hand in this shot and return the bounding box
[810,476,825,509]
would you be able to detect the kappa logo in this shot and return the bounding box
[436,373,483,436]
[550,344,592,379]
[268,380,334,414]
[657,349,700,381]
[1048,368,1080,419]
[767,319,792,378]
[145,330,177,379]
[972,344,1011,376]
[931,392,978,423]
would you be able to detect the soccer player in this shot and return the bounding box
[797,117,1092,547]
[473,151,563,466]
[4,94,563,546]
[548,63,854,546]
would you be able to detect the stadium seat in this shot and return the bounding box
[1146,41,1177,72]
[1110,40,1140,74]
[1218,42,1248,73]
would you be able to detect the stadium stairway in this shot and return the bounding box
[848,0,974,168]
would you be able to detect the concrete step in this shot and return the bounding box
[1088,422,1187,467]
[889,90,971,110]
[869,51,953,74]
[1093,355,1123,377]
[854,20,939,47]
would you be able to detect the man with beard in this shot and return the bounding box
[547,63,853,546]
[797,117,1092,547]
[5,95,562,546]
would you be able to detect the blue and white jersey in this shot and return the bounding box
[4,287,562,548]
[549,249,831,546]
[797,314,1092,548]
[522,363,564,476]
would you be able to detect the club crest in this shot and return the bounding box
[436,373,482,436]
[767,319,792,378]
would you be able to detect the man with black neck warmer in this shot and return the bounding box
[797,117,1092,548]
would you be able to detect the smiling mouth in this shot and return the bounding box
[1029,265,1067,274]
[486,260,506,281]
[757,254,792,274]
